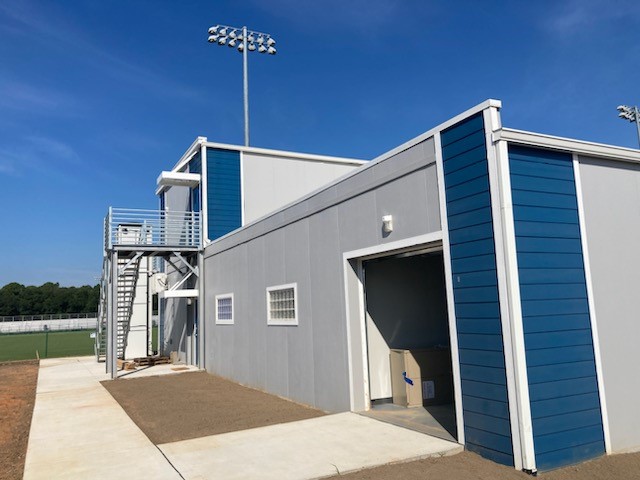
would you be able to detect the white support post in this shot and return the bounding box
[110,251,119,379]
[485,107,536,472]
[197,251,205,370]
[106,255,113,375]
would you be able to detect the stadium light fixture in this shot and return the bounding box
[207,24,277,146]
[616,104,640,148]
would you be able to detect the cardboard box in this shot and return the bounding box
[421,374,454,406]
[390,349,453,407]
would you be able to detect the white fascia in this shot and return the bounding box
[495,129,640,164]
[171,136,208,173]
[486,108,535,472]
[203,141,367,166]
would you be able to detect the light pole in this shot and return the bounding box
[617,104,640,148]
[208,24,277,147]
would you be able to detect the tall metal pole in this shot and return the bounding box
[208,24,277,146]
[242,26,249,147]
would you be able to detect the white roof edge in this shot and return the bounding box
[203,141,367,165]
[364,99,501,166]
[168,100,499,179]
[171,136,207,172]
[496,128,640,163]
[207,99,502,244]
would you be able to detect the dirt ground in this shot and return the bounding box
[331,449,640,479]
[101,370,325,444]
[0,360,39,480]
[102,370,640,479]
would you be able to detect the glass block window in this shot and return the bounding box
[215,294,234,325]
[267,284,298,326]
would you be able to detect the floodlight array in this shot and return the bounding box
[208,24,277,55]
[617,105,638,123]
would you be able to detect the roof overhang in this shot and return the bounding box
[155,171,201,195]
[494,128,640,164]
[159,289,199,299]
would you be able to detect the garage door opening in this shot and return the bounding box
[361,249,456,442]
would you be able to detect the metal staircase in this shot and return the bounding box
[98,207,201,378]
[96,255,141,361]
[95,258,109,361]
[115,256,141,359]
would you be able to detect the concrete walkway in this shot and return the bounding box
[23,356,195,480]
[24,356,461,480]
[159,412,462,480]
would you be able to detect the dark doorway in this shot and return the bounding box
[361,250,456,441]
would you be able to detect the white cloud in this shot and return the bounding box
[248,0,424,37]
[545,0,640,34]
[0,136,83,178]
[0,80,79,116]
[0,1,200,100]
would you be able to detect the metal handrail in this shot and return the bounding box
[105,207,201,249]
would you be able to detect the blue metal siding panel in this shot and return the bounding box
[189,152,202,174]
[441,114,484,146]
[536,441,605,471]
[442,113,514,466]
[206,148,241,240]
[508,145,604,470]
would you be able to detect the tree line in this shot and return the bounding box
[0,282,100,316]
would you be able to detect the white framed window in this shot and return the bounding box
[266,283,298,326]
[215,293,234,325]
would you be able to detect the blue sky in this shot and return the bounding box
[0,0,638,287]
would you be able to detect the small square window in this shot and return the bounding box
[266,283,298,326]
[215,294,234,325]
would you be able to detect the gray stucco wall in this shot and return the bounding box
[204,137,441,412]
[578,156,640,453]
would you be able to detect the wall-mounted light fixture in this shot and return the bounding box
[382,215,393,234]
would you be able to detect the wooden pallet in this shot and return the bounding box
[117,359,137,371]
[133,356,171,367]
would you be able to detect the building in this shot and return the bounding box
[100,99,640,473]
[97,139,364,365]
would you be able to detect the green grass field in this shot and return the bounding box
[0,330,95,362]
[0,326,159,362]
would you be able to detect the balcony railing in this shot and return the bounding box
[105,208,201,250]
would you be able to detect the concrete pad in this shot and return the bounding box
[159,412,462,480]
[23,356,182,480]
[116,362,199,379]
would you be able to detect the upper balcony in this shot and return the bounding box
[104,208,201,253]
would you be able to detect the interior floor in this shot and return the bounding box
[361,402,456,443]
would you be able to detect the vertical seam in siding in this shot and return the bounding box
[201,143,209,244]
[489,131,535,472]
[435,131,466,445]
[240,150,246,226]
